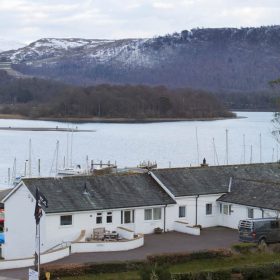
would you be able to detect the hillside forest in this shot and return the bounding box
[0,71,234,120]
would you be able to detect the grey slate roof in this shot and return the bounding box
[22,173,175,214]
[217,179,280,211]
[153,163,280,197]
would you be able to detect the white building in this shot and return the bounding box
[2,162,280,263]
[2,173,175,260]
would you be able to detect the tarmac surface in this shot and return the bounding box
[0,227,238,280]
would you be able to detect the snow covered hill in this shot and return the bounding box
[1,26,280,92]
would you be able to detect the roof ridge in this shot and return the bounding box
[155,162,280,172]
[22,171,147,183]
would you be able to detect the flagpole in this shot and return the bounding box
[34,187,48,279]
[38,221,40,278]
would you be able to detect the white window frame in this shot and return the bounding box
[121,210,135,224]
[60,215,73,226]
[222,204,232,215]
[144,207,162,221]
[206,203,212,215]
[179,206,186,218]
[247,208,254,219]
[144,209,153,221]
[106,211,113,223]
[96,212,103,224]
[153,208,162,220]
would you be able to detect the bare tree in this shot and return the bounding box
[270,79,280,142]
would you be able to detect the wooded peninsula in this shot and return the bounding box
[0,71,235,121]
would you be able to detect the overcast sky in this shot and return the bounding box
[0,0,280,43]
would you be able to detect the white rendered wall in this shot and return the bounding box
[0,247,70,270]
[134,207,164,234]
[44,206,166,251]
[218,203,279,229]
[170,194,222,229]
[71,235,144,253]
[3,185,43,260]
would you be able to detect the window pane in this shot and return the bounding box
[107,212,112,223]
[60,215,72,226]
[223,205,229,215]
[206,204,212,215]
[179,206,186,218]
[153,208,162,220]
[144,209,152,220]
[124,210,131,223]
[248,208,254,219]
[96,212,102,224]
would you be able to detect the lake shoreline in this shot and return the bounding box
[0,114,241,124]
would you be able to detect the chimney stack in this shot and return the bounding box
[200,158,208,167]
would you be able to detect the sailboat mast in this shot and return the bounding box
[195,127,199,165]
[70,126,74,167]
[243,134,246,164]
[55,140,59,174]
[66,124,69,168]
[29,139,32,177]
[259,133,262,163]
[226,129,229,165]
[212,138,219,166]
[250,145,253,164]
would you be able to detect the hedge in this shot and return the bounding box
[172,262,280,280]
[231,243,257,254]
[147,249,232,265]
[40,249,232,279]
[40,260,145,279]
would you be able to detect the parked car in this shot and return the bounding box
[238,218,280,244]
[0,232,4,244]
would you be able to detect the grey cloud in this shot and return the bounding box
[0,0,279,43]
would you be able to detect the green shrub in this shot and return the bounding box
[40,260,145,279]
[232,262,280,280]
[231,243,257,254]
[173,262,280,280]
[270,243,280,253]
[172,270,232,280]
[40,249,231,279]
[147,249,232,265]
[139,264,171,280]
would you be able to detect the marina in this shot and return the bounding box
[0,111,277,188]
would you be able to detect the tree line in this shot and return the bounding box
[0,71,234,119]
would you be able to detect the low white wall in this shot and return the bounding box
[41,247,70,264]
[174,221,200,236]
[71,235,144,253]
[0,247,70,270]
[117,226,134,240]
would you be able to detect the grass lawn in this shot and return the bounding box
[61,253,280,280]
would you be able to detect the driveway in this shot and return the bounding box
[0,227,238,279]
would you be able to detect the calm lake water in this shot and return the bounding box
[0,112,277,188]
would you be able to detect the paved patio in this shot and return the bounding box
[0,227,238,279]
